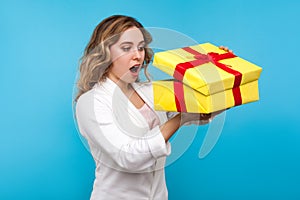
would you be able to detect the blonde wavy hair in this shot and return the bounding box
[75,15,153,102]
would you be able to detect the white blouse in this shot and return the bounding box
[75,78,173,200]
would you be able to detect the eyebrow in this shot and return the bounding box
[119,41,145,45]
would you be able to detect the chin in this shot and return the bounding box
[129,75,139,82]
[123,77,138,84]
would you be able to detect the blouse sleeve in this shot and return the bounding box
[166,111,179,120]
[75,92,170,173]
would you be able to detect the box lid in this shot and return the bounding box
[153,43,262,95]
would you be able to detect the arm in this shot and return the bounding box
[160,112,218,142]
[160,110,226,142]
[160,113,181,142]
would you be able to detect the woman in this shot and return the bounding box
[75,15,214,200]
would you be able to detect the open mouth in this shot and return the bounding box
[129,65,140,73]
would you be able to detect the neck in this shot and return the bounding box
[107,75,133,94]
[119,81,132,94]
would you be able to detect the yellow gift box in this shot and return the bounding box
[153,79,259,113]
[152,42,262,113]
[153,43,262,95]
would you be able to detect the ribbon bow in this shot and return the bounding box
[173,47,243,112]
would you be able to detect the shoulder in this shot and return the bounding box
[76,84,112,111]
[132,81,153,103]
[132,81,153,95]
[76,89,94,108]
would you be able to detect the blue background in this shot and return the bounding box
[1,0,300,199]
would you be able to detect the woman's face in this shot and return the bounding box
[108,26,146,84]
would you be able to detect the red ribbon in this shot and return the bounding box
[173,47,243,112]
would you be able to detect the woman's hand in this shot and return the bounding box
[160,110,226,142]
[219,46,233,53]
[180,110,225,126]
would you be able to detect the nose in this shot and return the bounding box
[132,48,142,60]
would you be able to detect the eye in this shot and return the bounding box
[121,46,131,52]
[138,46,145,51]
